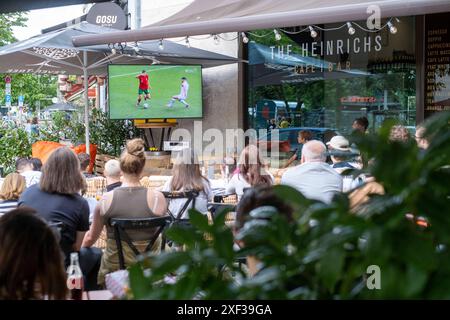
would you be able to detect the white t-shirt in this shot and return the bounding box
[225,172,275,201]
[21,170,42,188]
[160,176,212,219]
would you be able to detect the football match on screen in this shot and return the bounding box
[108,64,203,120]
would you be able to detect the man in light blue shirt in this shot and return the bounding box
[281,140,343,204]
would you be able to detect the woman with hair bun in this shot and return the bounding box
[82,138,167,285]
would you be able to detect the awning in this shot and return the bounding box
[72,0,450,46]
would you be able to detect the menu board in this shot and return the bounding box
[424,12,450,118]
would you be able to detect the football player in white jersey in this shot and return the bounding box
[167,77,190,108]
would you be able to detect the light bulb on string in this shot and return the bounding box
[273,29,282,41]
[158,39,164,51]
[185,36,191,48]
[241,32,249,44]
[133,42,140,53]
[213,34,220,45]
[387,21,397,34]
[346,22,355,35]
[309,26,318,38]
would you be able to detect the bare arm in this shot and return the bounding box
[82,202,105,247]
[283,154,297,168]
[148,190,168,216]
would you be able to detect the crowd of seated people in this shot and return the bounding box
[0,117,434,298]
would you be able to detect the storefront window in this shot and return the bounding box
[247,17,416,136]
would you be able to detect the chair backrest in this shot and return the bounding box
[161,190,199,220]
[109,216,171,270]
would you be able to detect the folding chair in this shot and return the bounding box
[161,190,200,222]
[109,216,171,270]
[161,191,200,248]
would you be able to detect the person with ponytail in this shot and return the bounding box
[82,138,167,285]
[225,145,274,201]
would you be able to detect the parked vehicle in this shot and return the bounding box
[258,127,338,153]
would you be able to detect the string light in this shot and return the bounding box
[387,21,397,34]
[241,32,249,44]
[175,18,398,45]
[213,34,220,45]
[158,39,164,51]
[133,42,140,53]
[185,36,191,48]
[309,26,318,38]
[273,29,282,41]
[346,22,355,35]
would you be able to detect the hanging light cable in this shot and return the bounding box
[241,32,249,44]
[308,26,318,38]
[273,29,282,41]
[213,34,220,45]
[346,22,356,35]
[387,21,397,34]
[133,41,140,53]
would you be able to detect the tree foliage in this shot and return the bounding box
[0,12,27,46]
[0,12,57,110]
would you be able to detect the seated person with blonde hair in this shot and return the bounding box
[0,173,26,215]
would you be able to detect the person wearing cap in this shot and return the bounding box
[326,136,356,174]
[327,136,366,192]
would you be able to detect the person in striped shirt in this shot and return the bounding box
[0,173,26,215]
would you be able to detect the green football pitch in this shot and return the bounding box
[108,65,203,119]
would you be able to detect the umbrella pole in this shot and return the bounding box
[83,50,90,156]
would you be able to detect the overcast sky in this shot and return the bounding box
[12,4,88,41]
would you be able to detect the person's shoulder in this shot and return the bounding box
[22,183,40,195]
[149,188,166,202]
[283,164,303,176]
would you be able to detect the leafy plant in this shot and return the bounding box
[129,111,450,299]
[0,124,32,174]
[89,108,142,157]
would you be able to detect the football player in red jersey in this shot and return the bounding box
[136,70,151,108]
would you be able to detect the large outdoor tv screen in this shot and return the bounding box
[108,65,203,119]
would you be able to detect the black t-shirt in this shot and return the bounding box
[18,184,90,265]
